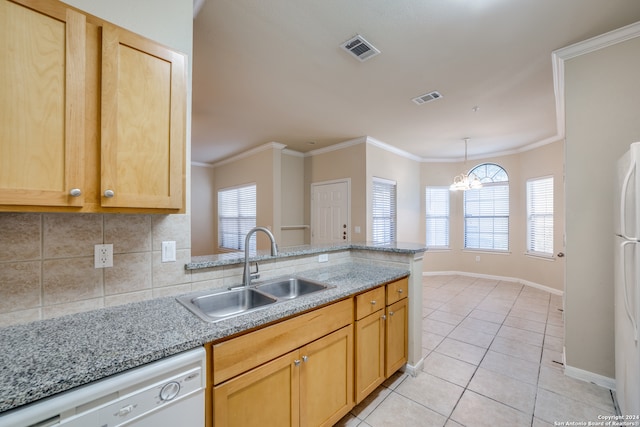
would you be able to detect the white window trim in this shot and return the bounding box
[425,186,450,249]
[526,175,554,257]
[217,183,257,252]
[372,177,397,245]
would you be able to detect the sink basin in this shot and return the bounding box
[255,277,334,300]
[176,288,277,322]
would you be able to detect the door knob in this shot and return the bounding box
[557,252,565,258]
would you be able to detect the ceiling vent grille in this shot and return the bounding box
[340,35,380,62]
[412,91,443,105]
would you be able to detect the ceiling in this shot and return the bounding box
[191,0,640,164]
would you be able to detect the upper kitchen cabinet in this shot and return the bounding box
[100,23,186,210]
[0,0,187,213]
[0,0,86,207]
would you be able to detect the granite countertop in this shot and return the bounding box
[187,241,428,269]
[0,261,410,414]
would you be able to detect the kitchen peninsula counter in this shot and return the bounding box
[0,256,419,414]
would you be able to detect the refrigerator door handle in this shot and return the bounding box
[620,158,637,240]
[620,239,638,342]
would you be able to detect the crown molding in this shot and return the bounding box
[305,136,367,157]
[211,142,286,168]
[551,21,640,149]
[282,148,305,157]
[191,161,215,168]
[365,136,423,162]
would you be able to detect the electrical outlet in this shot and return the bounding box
[475,255,481,262]
[318,254,329,263]
[162,241,176,263]
[95,244,113,268]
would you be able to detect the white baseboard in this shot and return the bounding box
[423,270,563,296]
[565,364,616,390]
[403,356,425,377]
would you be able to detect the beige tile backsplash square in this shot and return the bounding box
[43,257,104,305]
[0,213,41,262]
[0,261,41,312]
[43,213,103,258]
[105,214,152,253]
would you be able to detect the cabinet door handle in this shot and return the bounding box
[69,188,82,197]
[302,355,308,363]
[104,189,115,198]
[370,300,376,305]
[381,314,386,320]
[294,359,301,366]
[397,289,403,294]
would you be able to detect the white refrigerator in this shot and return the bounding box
[615,142,640,415]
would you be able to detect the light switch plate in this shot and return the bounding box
[162,241,177,263]
[95,244,113,268]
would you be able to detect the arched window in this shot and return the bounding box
[463,163,509,251]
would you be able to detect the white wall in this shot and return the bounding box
[564,33,640,379]
[191,165,216,255]
[420,141,565,292]
[366,143,422,244]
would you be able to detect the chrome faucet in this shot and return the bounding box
[243,226,278,287]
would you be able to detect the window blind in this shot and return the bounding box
[372,178,396,245]
[426,187,449,248]
[464,183,509,251]
[526,176,554,255]
[218,184,256,251]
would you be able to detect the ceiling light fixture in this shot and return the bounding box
[450,138,483,191]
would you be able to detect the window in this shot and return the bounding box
[372,177,396,244]
[464,163,509,251]
[527,176,554,256]
[218,184,256,251]
[425,187,449,248]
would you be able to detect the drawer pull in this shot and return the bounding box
[371,300,376,305]
[397,289,403,294]
[389,311,394,316]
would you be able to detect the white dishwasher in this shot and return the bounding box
[0,347,206,427]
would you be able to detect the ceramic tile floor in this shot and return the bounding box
[335,275,616,427]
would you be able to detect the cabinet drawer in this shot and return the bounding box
[213,298,352,385]
[355,286,385,320]
[386,277,408,305]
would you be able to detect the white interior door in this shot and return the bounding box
[311,180,349,245]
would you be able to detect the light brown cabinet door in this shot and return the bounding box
[355,309,385,404]
[385,297,408,377]
[0,0,85,207]
[299,325,354,427]
[213,350,300,427]
[101,22,186,209]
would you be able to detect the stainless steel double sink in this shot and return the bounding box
[176,276,335,323]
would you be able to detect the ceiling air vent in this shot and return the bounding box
[340,35,380,62]
[412,91,443,105]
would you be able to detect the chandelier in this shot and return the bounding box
[450,138,483,191]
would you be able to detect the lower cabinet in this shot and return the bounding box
[208,277,409,426]
[354,278,409,403]
[385,297,409,377]
[213,325,353,427]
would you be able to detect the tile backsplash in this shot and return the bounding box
[0,212,192,327]
[0,212,414,328]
